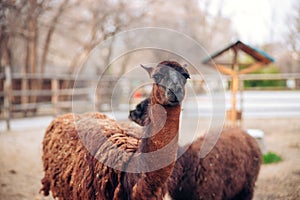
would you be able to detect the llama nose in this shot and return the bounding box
[167,90,177,101]
[167,89,183,102]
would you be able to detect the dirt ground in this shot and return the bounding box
[0,117,299,200]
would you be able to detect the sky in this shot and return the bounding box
[209,0,295,45]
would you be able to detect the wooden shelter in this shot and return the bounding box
[203,40,274,127]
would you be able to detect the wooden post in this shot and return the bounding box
[239,79,244,128]
[231,48,239,127]
[51,79,59,116]
[4,65,12,130]
[21,75,28,114]
[231,73,239,127]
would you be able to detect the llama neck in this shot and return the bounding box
[142,103,181,153]
[132,99,181,199]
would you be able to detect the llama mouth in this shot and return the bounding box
[168,100,180,105]
[168,95,180,104]
[167,93,179,103]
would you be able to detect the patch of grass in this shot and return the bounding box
[263,152,283,164]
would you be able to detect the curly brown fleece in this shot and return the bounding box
[167,128,261,200]
[41,112,142,200]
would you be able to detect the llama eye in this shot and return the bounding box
[152,74,163,82]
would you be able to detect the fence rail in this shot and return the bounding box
[1,69,300,130]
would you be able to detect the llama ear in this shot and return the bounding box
[140,64,154,76]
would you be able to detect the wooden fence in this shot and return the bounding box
[1,66,300,130]
[0,67,127,130]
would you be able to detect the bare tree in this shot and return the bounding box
[276,0,300,73]
[287,1,300,59]
[66,0,148,75]
[287,0,300,88]
[40,0,70,75]
[144,0,236,52]
[0,1,13,69]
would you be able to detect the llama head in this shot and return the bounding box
[129,98,150,126]
[141,61,190,106]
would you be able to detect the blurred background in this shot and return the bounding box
[0,0,299,121]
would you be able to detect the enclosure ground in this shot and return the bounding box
[0,117,299,200]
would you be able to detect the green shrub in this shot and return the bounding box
[263,152,283,164]
[243,65,286,88]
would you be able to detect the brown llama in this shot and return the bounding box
[40,61,190,200]
[129,97,262,200]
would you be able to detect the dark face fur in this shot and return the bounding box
[129,98,150,126]
[142,61,190,106]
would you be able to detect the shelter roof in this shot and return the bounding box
[202,40,275,65]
